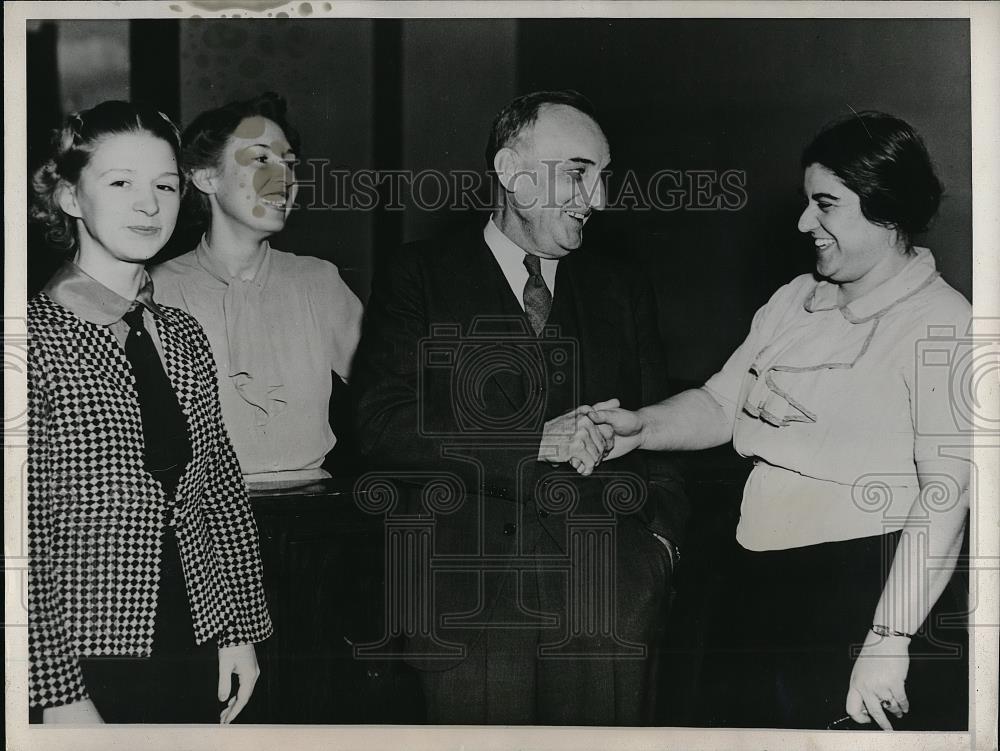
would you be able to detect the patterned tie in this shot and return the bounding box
[523,254,552,336]
[122,306,192,497]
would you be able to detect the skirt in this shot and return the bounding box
[698,530,968,730]
[79,527,219,723]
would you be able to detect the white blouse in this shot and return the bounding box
[703,248,971,550]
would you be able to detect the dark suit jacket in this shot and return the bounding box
[352,224,689,669]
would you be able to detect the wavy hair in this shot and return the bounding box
[30,100,182,252]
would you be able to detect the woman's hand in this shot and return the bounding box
[42,698,104,724]
[587,406,645,465]
[845,629,911,730]
[218,643,260,724]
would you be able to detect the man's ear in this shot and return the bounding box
[56,182,82,219]
[493,147,522,194]
[191,167,219,195]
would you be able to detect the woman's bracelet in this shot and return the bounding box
[871,624,913,639]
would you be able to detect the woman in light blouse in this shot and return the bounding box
[586,112,970,729]
[152,92,363,486]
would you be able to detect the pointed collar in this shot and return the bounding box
[43,261,163,326]
[804,246,940,323]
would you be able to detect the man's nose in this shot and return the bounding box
[586,174,607,212]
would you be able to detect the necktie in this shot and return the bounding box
[523,254,552,335]
[122,306,192,497]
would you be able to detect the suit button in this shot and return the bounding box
[502,523,517,535]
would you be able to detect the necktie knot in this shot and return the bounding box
[523,254,543,278]
[123,305,146,333]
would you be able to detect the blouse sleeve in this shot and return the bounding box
[318,261,364,383]
[28,334,89,709]
[703,301,769,430]
[702,278,806,431]
[902,291,974,465]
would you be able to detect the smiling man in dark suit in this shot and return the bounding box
[352,90,688,725]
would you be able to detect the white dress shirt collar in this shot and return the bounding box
[483,218,559,311]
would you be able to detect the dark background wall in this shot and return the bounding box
[517,18,971,384]
[178,18,376,297]
[26,17,971,386]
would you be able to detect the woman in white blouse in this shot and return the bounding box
[152,93,363,486]
[586,112,971,730]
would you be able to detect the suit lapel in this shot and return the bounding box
[433,229,531,410]
[557,254,620,402]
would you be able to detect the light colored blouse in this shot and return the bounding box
[151,239,363,477]
[703,248,971,551]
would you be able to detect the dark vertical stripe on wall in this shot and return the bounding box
[372,19,403,265]
[129,20,180,123]
[27,21,64,298]
[26,22,61,171]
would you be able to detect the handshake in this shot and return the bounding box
[536,398,645,476]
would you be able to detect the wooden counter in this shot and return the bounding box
[240,478,423,724]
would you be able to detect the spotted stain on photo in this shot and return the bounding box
[231,117,294,218]
[188,0,288,11]
[233,116,267,141]
[170,0,327,19]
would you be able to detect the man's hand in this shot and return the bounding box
[218,643,260,725]
[538,399,620,476]
[42,698,103,724]
[845,630,910,731]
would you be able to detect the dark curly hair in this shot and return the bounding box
[802,111,943,250]
[484,90,598,176]
[181,91,300,230]
[30,100,182,251]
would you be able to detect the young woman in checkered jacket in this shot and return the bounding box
[28,101,273,724]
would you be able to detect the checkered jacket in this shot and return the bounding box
[28,293,273,709]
